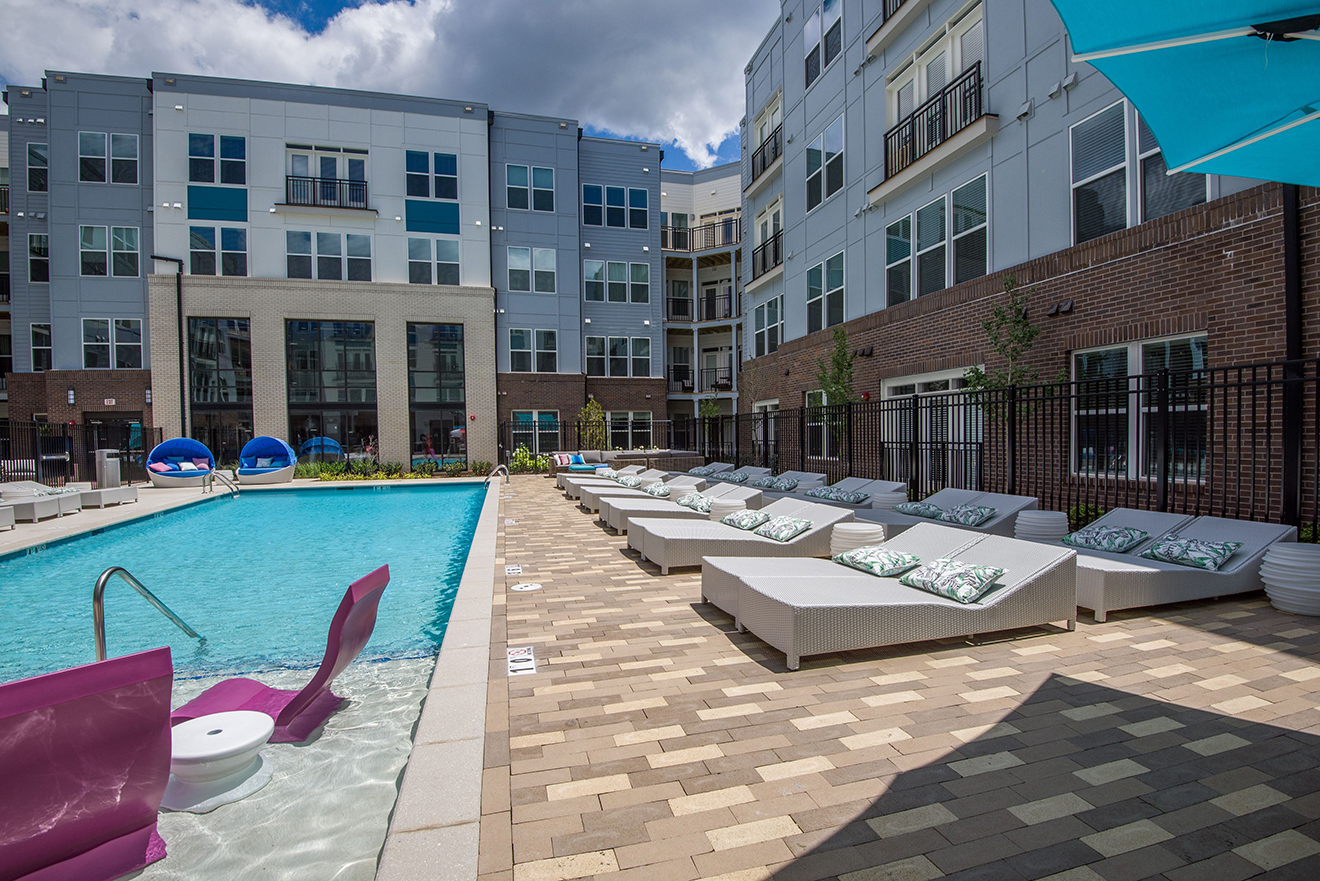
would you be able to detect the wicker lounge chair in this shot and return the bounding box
[556,464,645,491]
[599,484,765,534]
[722,525,1078,669]
[628,500,853,575]
[1075,515,1296,622]
[0,495,63,522]
[0,506,13,530]
[768,476,908,509]
[562,467,662,498]
[855,488,1038,536]
[708,466,772,483]
[578,475,706,513]
[0,481,84,515]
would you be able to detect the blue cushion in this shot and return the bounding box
[569,454,585,465]
[568,464,598,472]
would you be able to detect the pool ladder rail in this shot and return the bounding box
[94,566,206,662]
[205,469,240,497]
[485,464,509,487]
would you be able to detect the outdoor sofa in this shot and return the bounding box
[598,483,766,534]
[548,449,703,478]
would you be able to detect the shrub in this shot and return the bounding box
[1302,522,1317,543]
[442,461,466,477]
[507,444,548,474]
[470,460,493,475]
[1068,503,1105,531]
[294,462,322,479]
[318,462,347,480]
[380,461,403,478]
[412,461,437,477]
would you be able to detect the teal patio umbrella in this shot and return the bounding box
[1048,3,1320,186]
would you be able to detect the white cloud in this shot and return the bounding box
[0,0,779,167]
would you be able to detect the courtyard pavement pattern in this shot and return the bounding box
[478,475,1320,881]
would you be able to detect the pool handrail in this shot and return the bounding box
[485,464,509,486]
[94,566,205,662]
[205,469,240,497]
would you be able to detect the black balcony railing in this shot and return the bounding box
[0,184,8,215]
[699,366,734,393]
[882,0,907,24]
[750,124,782,184]
[285,175,369,210]
[662,218,741,252]
[667,366,696,394]
[884,61,984,180]
[751,229,783,280]
[667,294,737,323]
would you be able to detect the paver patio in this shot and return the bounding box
[478,475,1320,881]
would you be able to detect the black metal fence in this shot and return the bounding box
[752,230,783,279]
[885,61,984,179]
[750,124,782,183]
[0,420,163,486]
[285,175,368,210]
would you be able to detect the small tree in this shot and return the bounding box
[577,398,608,449]
[697,396,722,420]
[815,326,857,404]
[963,275,1042,391]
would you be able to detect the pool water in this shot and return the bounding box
[0,483,485,684]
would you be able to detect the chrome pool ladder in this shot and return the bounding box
[485,464,509,486]
[205,469,240,497]
[93,566,205,661]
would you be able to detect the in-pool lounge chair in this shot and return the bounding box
[577,474,707,513]
[628,499,854,574]
[146,437,215,487]
[171,564,390,743]
[237,436,297,485]
[557,464,644,491]
[1073,514,1296,622]
[562,467,663,498]
[705,523,1078,669]
[856,488,1038,536]
[0,647,174,880]
[599,483,766,534]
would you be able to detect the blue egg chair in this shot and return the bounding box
[299,437,345,462]
[237,436,297,485]
[146,438,215,487]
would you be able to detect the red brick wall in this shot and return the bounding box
[6,369,154,428]
[496,373,667,424]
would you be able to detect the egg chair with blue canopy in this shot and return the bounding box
[299,437,345,462]
[146,438,215,487]
[237,436,297,485]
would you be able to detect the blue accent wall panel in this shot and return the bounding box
[188,186,248,222]
[405,200,460,235]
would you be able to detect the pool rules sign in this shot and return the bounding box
[507,646,536,676]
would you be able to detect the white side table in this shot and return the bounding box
[709,498,747,521]
[1262,543,1320,615]
[161,710,276,813]
[831,522,887,556]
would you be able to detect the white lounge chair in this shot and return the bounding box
[0,506,14,530]
[562,468,664,499]
[0,496,62,522]
[1075,514,1296,622]
[0,482,82,516]
[855,489,1038,536]
[577,475,706,513]
[599,484,765,534]
[628,500,853,574]
[557,464,645,491]
[787,477,908,509]
[709,524,1078,670]
[707,466,772,483]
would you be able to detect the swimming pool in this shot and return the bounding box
[0,483,485,684]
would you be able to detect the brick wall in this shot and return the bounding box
[7,369,154,428]
[740,183,1319,408]
[497,374,668,424]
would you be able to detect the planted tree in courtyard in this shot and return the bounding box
[577,398,608,449]
[815,326,857,404]
[963,275,1043,392]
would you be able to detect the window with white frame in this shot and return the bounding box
[607,262,628,302]
[1137,115,1207,222]
[1071,101,1127,244]
[507,247,531,291]
[534,248,556,293]
[608,337,629,376]
[756,198,782,246]
[510,410,560,454]
[189,133,246,185]
[585,336,606,376]
[79,226,108,277]
[410,238,461,285]
[535,329,557,372]
[1073,334,1208,479]
[434,239,460,285]
[77,133,139,185]
[111,227,140,277]
[631,338,651,377]
[887,5,984,124]
[287,231,313,279]
[284,231,369,280]
[509,329,533,372]
[807,251,844,334]
[532,167,555,211]
[82,318,111,369]
[29,234,49,283]
[806,115,844,212]
[755,97,782,150]
[804,389,834,458]
[111,134,140,185]
[404,150,454,199]
[886,216,912,306]
[31,324,52,372]
[951,176,987,284]
[114,319,143,368]
[754,295,782,357]
[882,367,979,486]
[28,143,48,192]
[582,185,604,226]
[79,132,107,182]
[583,259,605,301]
[190,226,247,276]
[605,186,626,227]
[886,174,988,305]
[628,188,648,229]
[916,196,946,296]
[630,263,649,303]
[804,0,842,89]
[608,410,654,449]
[506,165,554,211]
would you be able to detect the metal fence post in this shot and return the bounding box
[798,408,806,472]
[1006,385,1018,496]
[909,393,922,498]
[845,402,854,478]
[1155,369,1170,513]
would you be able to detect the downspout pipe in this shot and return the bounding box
[150,255,187,438]
[1280,185,1303,526]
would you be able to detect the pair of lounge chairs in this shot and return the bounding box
[598,482,766,534]
[765,476,908,509]
[577,473,707,513]
[701,522,1078,670]
[0,480,139,524]
[1064,507,1297,622]
[628,498,855,574]
[558,464,649,495]
[855,487,1039,536]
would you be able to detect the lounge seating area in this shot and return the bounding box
[548,448,703,478]
[146,438,216,488]
[237,436,297,485]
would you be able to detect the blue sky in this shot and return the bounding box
[2,0,778,170]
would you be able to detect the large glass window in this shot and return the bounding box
[806,115,844,212]
[582,184,603,226]
[189,134,246,185]
[1071,102,1127,244]
[28,143,48,192]
[31,324,52,372]
[190,318,254,463]
[807,251,844,334]
[408,323,466,464]
[285,320,378,454]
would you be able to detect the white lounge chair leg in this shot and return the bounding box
[787,653,800,671]
[661,564,669,575]
[1066,618,1077,632]
[1094,609,1107,623]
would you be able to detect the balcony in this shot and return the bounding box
[0,184,8,215]
[661,218,741,252]
[866,0,922,57]
[666,293,737,323]
[0,274,9,305]
[667,366,696,394]
[750,230,783,281]
[666,366,734,395]
[747,124,782,194]
[870,62,997,207]
[283,176,369,211]
[699,366,734,393]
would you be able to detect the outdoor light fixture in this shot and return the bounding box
[67,388,76,406]
[643,320,651,326]
[584,318,591,324]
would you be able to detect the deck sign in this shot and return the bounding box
[505,564,523,576]
[507,646,536,676]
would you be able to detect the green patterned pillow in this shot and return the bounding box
[752,476,779,489]
[1063,525,1149,553]
[894,501,944,519]
[804,486,834,500]
[721,509,771,530]
[771,477,799,491]
[676,492,712,513]
[833,546,921,577]
[753,516,813,542]
[643,483,671,498]
[899,559,1005,603]
[1140,536,1243,571]
[940,504,997,526]
[616,475,642,488]
[598,468,619,479]
[688,465,713,476]
[721,471,751,484]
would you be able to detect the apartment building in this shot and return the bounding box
[1,120,9,417]
[736,0,1301,418]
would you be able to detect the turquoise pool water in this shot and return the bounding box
[0,484,485,684]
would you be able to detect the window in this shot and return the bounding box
[28,143,48,192]
[80,132,107,182]
[407,238,443,285]
[408,323,467,462]
[535,329,557,372]
[951,176,987,284]
[628,187,648,229]
[1071,102,1127,244]
[754,296,782,357]
[584,259,605,301]
[534,248,556,293]
[190,319,254,460]
[435,239,460,285]
[805,389,833,458]
[114,319,142,368]
[1073,334,1209,480]
[112,134,139,184]
[405,151,456,199]
[507,165,529,210]
[807,251,844,334]
[31,324,52,372]
[582,185,603,226]
[606,186,626,227]
[887,6,984,123]
[586,336,606,376]
[630,263,650,303]
[509,329,532,372]
[631,338,651,377]
[1137,115,1206,222]
[607,262,628,302]
[317,232,342,280]
[406,151,430,197]
[287,231,312,279]
[345,234,372,281]
[510,410,560,455]
[189,134,246,185]
[886,174,988,304]
[916,197,946,296]
[804,0,841,88]
[608,337,629,376]
[886,217,912,307]
[508,247,531,291]
[608,411,654,449]
[29,234,50,283]
[112,227,139,277]
[190,227,247,276]
[532,167,554,211]
[285,320,378,453]
[434,153,458,200]
[80,226,108,277]
[806,115,843,212]
[83,318,111,369]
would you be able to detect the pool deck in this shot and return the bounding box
[460,475,1320,881]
